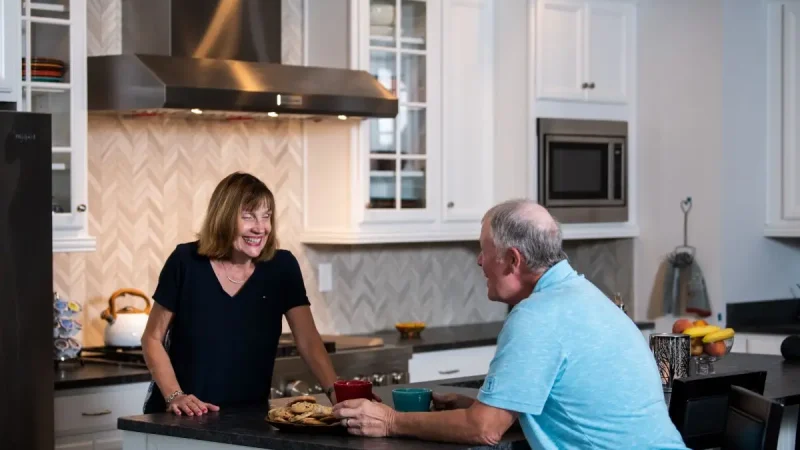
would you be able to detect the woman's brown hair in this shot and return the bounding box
[197,172,278,261]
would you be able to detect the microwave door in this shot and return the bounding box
[543,135,622,207]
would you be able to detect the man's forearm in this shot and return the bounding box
[390,409,502,446]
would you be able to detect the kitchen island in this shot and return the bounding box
[118,380,529,450]
[118,352,800,450]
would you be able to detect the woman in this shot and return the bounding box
[141,172,339,415]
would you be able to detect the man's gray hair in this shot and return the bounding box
[483,199,567,273]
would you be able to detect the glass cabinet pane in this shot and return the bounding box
[400,54,425,103]
[23,0,70,20]
[400,108,425,155]
[370,51,396,94]
[369,0,396,47]
[400,0,426,50]
[370,118,396,154]
[369,159,397,209]
[24,90,71,148]
[22,22,71,84]
[366,0,428,212]
[400,159,426,209]
[52,152,71,213]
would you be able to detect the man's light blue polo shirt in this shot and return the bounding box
[477,260,688,450]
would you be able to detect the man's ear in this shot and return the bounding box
[507,247,524,272]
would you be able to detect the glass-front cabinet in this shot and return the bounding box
[360,0,440,222]
[18,0,93,252]
[301,0,494,244]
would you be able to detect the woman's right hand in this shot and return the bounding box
[167,394,220,416]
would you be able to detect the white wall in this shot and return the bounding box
[634,0,800,331]
[721,0,800,305]
[634,0,724,330]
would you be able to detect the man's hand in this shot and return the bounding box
[332,399,396,437]
[432,392,475,411]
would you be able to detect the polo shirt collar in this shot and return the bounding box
[532,259,575,293]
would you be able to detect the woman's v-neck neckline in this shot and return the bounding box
[208,259,257,298]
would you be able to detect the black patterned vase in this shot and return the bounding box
[649,333,690,393]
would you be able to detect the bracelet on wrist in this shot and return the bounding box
[165,390,185,405]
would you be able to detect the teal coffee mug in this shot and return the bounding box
[392,388,432,412]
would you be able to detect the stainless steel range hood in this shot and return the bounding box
[87,0,398,119]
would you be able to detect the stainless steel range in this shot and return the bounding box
[78,334,411,399]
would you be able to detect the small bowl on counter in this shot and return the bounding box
[395,321,426,339]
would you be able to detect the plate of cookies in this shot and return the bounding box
[265,396,345,433]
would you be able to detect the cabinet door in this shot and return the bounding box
[441,0,493,222]
[535,0,585,101]
[362,0,441,223]
[782,2,800,220]
[585,1,630,104]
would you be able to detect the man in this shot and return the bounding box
[333,199,688,449]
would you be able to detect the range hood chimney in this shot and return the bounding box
[87,0,397,119]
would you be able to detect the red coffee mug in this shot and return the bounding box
[334,380,373,402]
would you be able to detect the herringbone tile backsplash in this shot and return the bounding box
[52,0,633,347]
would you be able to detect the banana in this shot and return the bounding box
[702,328,735,343]
[682,325,720,338]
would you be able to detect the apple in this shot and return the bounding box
[672,319,694,334]
[691,343,704,356]
[693,319,709,327]
[704,341,727,357]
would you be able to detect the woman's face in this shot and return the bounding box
[232,203,272,259]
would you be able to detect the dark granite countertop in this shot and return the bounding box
[368,320,655,353]
[55,362,151,390]
[702,353,800,405]
[118,381,530,450]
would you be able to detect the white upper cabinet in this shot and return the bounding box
[301,0,495,244]
[441,0,494,224]
[0,0,21,103]
[765,1,800,237]
[535,0,633,105]
[17,0,95,252]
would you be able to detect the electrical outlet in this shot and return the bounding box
[318,263,332,292]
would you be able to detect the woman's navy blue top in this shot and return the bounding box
[142,241,309,413]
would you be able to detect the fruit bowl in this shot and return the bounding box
[672,319,736,376]
[395,322,426,339]
[691,336,734,375]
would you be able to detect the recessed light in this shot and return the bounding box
[190,108,203,115]
[268,112,279,118]
[338,115,347,120]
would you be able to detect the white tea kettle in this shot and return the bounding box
[100,288,152,348]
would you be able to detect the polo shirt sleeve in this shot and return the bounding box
[152,245,184,313]
[477,307,565,415]
[280,250,311,314]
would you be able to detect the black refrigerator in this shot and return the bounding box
[0,110,54,450]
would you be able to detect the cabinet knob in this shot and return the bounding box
[581,82,589,89]
[76,204,87,212]
[447,202,454,208]
[588,82,595,89]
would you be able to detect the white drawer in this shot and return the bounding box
[54,382,150,437]
[409,345,497,383]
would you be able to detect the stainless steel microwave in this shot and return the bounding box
[537,118,628,223]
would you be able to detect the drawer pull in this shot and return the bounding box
[438,369,460,375]
[81,409,112,417]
